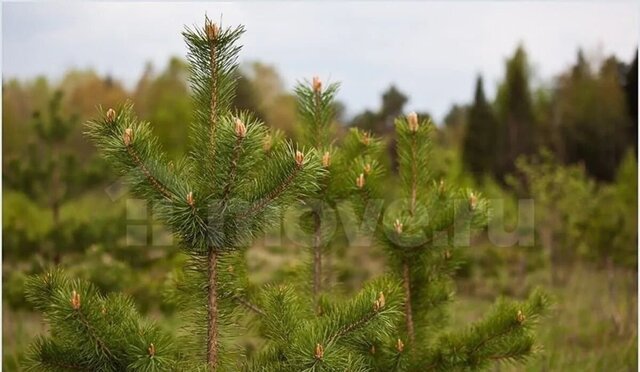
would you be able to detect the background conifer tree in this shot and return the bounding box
[24,17,548,372]
[462,76,499,180]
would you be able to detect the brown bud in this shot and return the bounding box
[123,128,133,146]
[227,265,234,273]
[407,112,419,132]
[312,76,322,93]
[263,133,272,152]
[186,192,195,207]
[322,151,331,168]
[438,179,445,195]
[101,306,107,315]
[148,343,156,357]
[396,338,405,353]
[356,173,365,189]
[363,163,372,175]
[168,161,175,171]
[517,310,526,324]
[370,345,376,354]
[205,19,218,40]
[469,192,478,210]
[235,118,247,138]
[377,291,385,308]
[361,132,371,146]
[295,150,305,166]
[394,219,403,234]
[71,290,81,310]
[315,343,324,359]
[443,250,451,260]
[106,108,116,123]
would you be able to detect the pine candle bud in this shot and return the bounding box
[361,132,371,146]
[377,291,385,308]
[314,343,324,359]
[205,19,218,40]
[356,173,365,189]
[295,150,305,166]
[70,290,81,310]
[148,343,156,357]
[312,76,322,93]
[235,118,247,138]
[517,309,526,324]
[363,163,372,175]
[373,291,385,312]
[186,192,195,207]
[438,179,445,195]
[263,133,272,151]
[443,250,452,260]
[396,338,405,352]
[123,128,133,146]
[394,219,403,234]
[468,192,478,210]
[322,151,331,168]
[407,112,419,132]
[106,108,116,123]
[370,345,376,355]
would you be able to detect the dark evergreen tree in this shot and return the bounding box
[495,46,536,179]
[555,52,631,181]
[462,76,499,180]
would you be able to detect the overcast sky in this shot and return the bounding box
[3,1,638,121]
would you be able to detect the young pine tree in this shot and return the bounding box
[25,17,548,371]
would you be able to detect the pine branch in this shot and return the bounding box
[125,143,173,200]
[233,295,266,317]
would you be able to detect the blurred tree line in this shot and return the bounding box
[457,47,637,182]
[3,44,637,312]
[2,58,313,311]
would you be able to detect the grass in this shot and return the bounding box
[453,264,637,371]
[3,257,637,371]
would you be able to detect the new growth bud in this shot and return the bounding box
[361,132,371,146]
[396,338,405,352]
[407,112,419,132]
[312,76,322,93]
[438,179,445,195]
[517,309,526,324]
[314,343,324,359]
[373,291,386,311]
[469,192,478,210]
[356,173,365,189]
[363,163,372,175]
[106,108,116,123]
[378,291,385,308]
[394,219,403,234]
[187,192,195,207]
[71,290,81,310]
[295,150,305,166]
[235,118,247,138]
[205,19,218,40]
[123,128,133,146]
[370,345,376,354]
[263,133,272,152]
[148,343,156,357]
[322,151,331,168]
